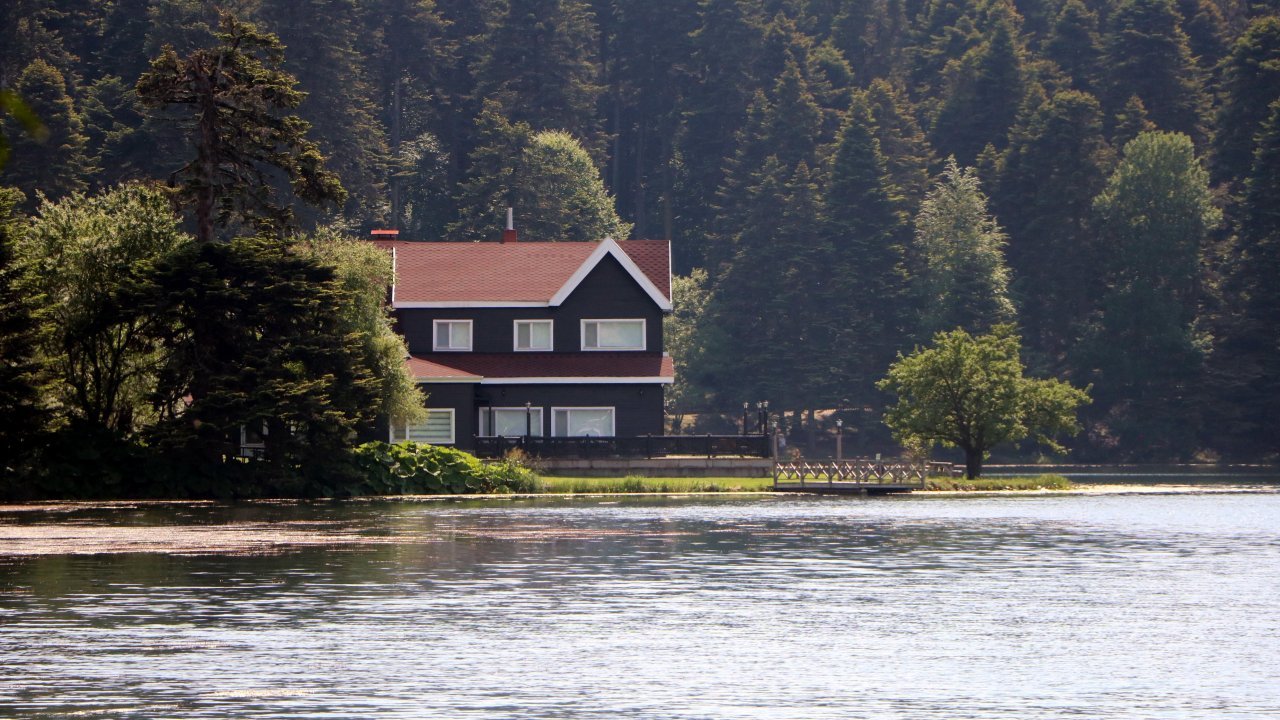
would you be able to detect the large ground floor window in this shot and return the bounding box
[392,409,455,444]
[552,407,615,437]
[479,407,544,437]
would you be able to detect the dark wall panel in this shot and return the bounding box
[396,255,665,355]
[422,382,665,450]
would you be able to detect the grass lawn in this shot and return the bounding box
[924,474,1072,491]
[531,474,1072,494]
[537,475,774,493]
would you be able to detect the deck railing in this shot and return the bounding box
[473,434,771,459]
[773,458,941,488]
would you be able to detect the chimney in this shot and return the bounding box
[501,207,517,243]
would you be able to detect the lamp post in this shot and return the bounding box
[760,400,769,435]
[525,401,532,439]
[742,402,750,435]
[835,418,844,461]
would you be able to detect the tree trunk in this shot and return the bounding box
[963,446,983,479]
[195,63,218,245]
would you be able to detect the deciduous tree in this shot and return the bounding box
[878,324,1090,478]
[1081,131,1219,458]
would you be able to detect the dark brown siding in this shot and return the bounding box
[396,254,665,355]
[422,383,478,447]
[421,382,665,451]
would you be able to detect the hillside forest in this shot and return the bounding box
[3,0,1280,472]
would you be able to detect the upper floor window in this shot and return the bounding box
[433,320,472,351]
[581,319,645,351]
[514,320,553,352]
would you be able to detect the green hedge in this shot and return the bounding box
[350,441,542,495]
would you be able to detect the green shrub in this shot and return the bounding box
[350,441,542,495]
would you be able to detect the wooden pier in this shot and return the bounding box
[772,458,947,494]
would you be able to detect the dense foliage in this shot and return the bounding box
[1,0,1278,464]
[352,441,542,495]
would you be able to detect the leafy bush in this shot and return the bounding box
[350,441,542,496]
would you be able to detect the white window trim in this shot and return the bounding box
[479,406,545,437]
[513,319,554,352]
[580,318,647,351]
[391,408,456,445]
[551,406,617,437]
[432,319,473,352]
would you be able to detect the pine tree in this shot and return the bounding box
[1101,0,1209,144]
[913,157,1017,338]
[136,13,346,244]
[908,0,985,99]
[1112,94,1159,148]
[708,55,823,270]
[360,0,449,229]
[1082,131,1220,459]
[0,187,47,484]
[602,0,698,244]
[254,0,388,224]
[474,0,605,158]
[822,94,912,409]
[1213,16,1280,188]
[1,59,90,205]
[134,235,383,492]
[672,0,766,269]
[701,158,829,413]
[79,76,150,189]
[997,89,1113,371]
[864,79,934,217]
[931,8,1026,166]
[1176,0,1228,71]
[1208,100,1280,458]
[1044,0,1103,93]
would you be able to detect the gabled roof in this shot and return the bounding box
[377,237,672,310]
[406,353,675,385]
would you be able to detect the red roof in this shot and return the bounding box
[376,239,671,306]
[406,356,483,381]
[407,353,675,383]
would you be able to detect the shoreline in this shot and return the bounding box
[1,481,1277,514]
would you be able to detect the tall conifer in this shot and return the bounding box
[997,89,1113,371]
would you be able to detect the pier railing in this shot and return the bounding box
[773,458,943,489]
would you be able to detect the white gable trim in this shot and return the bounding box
[548,237,673,311]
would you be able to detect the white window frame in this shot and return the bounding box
[391,408,456,445]
[513,319,554,352]
[551,406,616,437]
[432,319,473,352]
[479,406,545,437]
[580,319,646,351]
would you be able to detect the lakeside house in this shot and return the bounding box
[373,228,674,453]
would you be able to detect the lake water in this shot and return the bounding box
[3,487,1280,719]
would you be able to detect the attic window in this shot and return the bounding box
[581,319,645,351]
[433,320,472,351]
[514,320,553,351]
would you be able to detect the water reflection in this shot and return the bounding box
[2,493,1280,718]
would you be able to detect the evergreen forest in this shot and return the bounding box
[3,0,1280,485]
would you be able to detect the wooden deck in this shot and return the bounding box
[772,458,940,494]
